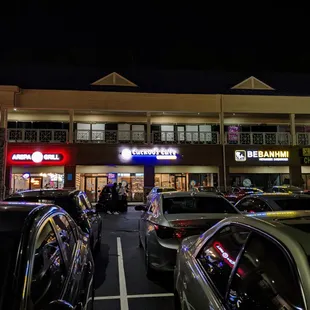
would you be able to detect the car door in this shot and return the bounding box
[226,231,306,309]
[24,217,68,310]
[179,225,251,310]
[52,213,94,309]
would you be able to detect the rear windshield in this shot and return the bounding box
[162,196,237,214]
[198,187,217,192]
[158,188,175,193]
[274,198,310,211]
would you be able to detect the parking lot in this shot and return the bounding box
[93,207,175,310]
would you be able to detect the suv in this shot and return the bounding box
[5,189,102,252]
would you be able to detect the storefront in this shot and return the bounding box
[300,147,310,189]
[6,144,75,195]
[76,165,144,202]
[6,143,223,201]
[225,146,299,190]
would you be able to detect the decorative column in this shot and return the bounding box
[290,113,296,146]
[146,112,151,144]
[69,109,74,143]
[0,107,8,199]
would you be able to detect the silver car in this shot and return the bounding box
[174,210,310,310]
[136,191,239,278]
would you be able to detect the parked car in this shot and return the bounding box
[191,186,224,196]
[146,186,176,204]
[135,191,239,278]
[268,185,304,194]
[174,210,310,310]
[0,201,94,310]
[224,187,264,204]
[235,193,310,213]
[5,189,102,252]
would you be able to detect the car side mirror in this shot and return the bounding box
[135,205,147,211]
[47,300,76,309]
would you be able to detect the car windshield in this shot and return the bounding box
[162,196,238,214]
[274,198,310,210]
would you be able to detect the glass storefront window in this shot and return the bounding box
[11,173,64,194]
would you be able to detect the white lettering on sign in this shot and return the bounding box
[11,151,62,163]
[235,150,289,162]
[121,148,178,160]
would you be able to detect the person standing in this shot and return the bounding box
[108,182,119,215]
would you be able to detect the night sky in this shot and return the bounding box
[0,4,308,73]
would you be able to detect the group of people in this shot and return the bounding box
[101,182,128,215]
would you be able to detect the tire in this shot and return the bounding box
[145,242,156,280]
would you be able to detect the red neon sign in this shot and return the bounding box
[7,145,71,166]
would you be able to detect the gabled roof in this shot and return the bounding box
[231,76,274,90]
[91,72,137,87]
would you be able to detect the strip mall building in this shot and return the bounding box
[0,69,310,201]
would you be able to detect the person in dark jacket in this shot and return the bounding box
[108,182,119,215]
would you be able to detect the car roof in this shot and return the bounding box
[248,193,310,200]
[0,201,58,233]
[160,191,220,198]
[8,189,78,198]
[224,210,310,255]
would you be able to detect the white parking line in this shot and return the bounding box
[117,237,129,310]
[95,293,174,301]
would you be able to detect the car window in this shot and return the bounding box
[274,198,310,211]
[162,196,238,214]
[76,195,86,211]
[30,221,66,309]
[53,214,76,261]
[227,232,305,309]
[237,198,271,213]
[197,225,250,297]
[233,188,239,194]
[149,198,160,216]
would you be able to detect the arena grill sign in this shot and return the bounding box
[11,151,63,163]
[121,148,178,160]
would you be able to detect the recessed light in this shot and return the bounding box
[13,108,17,111]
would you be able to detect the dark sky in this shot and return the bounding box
[0,3,308,72]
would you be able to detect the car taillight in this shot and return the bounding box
[154,224,187,239]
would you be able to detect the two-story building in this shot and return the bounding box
[1,68,310,201]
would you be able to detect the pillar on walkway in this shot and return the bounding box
[290,165,302,187]
[0,107,8,199]
[143,165,155,202]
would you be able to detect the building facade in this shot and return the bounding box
[1,72,310,201]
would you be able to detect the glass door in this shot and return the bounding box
[175,176,187,191]
[85,177,96,202]
[30,177,43,190]
[97,177,108,201]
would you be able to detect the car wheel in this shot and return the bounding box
[145,242,156,279]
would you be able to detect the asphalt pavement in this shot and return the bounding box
[93,207,175,310]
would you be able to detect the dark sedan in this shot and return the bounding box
[5,189,102,252]
[0,201,94,310]
[235,193,310,213]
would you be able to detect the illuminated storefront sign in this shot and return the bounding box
[11,151,63,164]
[235,150,289,162]
[121,148,178,160]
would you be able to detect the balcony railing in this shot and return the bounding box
[152,131,220,144]
[225,132,291,145]
[297,132,310,145]
[75,130,146,144]
[8,128,68,143]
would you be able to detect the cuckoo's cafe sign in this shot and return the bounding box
[235,149,289,162]
[11,151,63,163]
